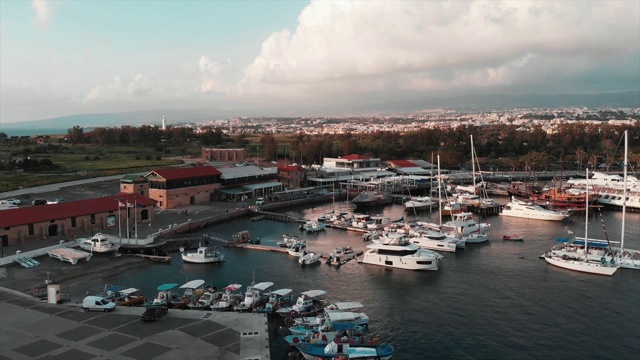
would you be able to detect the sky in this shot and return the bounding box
[1,0,639,124]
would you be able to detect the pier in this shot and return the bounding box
[226,243,363,265]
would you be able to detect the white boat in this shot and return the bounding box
[300,221,326,233]
[188,289,220,310]
[461,233,490,244]
[234,281,274,312]
[299,252,322,266]
[567,171,640,192]
[441,212,490,237]
[210,284,243,311]
[291,311,370,335]
[277,289,327,317]
[277,233,299,248]
[296,338,394,360]
[595,188,640,211]
[180,245,224,264]
[75,233,120,253]
[500,197,569,221]
[287,241,307,257]
[407,230,458,253]
[544,169,618,276]
[404,196,434,212]
[255,288,294,314]
[361,232,443,271]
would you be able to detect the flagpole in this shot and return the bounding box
[134,197,138,240]
[117,199,122,241]
[126,201,130,240]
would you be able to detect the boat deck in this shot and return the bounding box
[47,248,93,265]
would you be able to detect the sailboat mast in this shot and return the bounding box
[621,130,628,251]
[471,135,476,194]
[584,168,589,261]
[438,155,442,228]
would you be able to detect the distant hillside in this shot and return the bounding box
[1,91,638,131]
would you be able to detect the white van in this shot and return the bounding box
[82,296,117,312]
[256,197,265,205]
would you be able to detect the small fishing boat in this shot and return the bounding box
[503,235,524,241]
[277,233,299,248]
[180,244,225,264]
[287,241,307,257]
[299,252,322,266]
[296,337,394,360]
[210,284,243,311]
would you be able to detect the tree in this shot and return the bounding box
[67,126,84,145]
[260,133,278,161]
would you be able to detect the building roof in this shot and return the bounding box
[341,154,371,160]
[277,165,304,172]
[219,165,277,179]
[120,174,147,183]
[145,166,221,181]
[387,160,418,167]
[0,194,156,228]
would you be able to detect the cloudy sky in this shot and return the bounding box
[1,0,639,123]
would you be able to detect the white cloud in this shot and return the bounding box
[84,74,157,102]
[31,0,54,28]
[236,0,640,98]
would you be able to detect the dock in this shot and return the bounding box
[46,248,93,265]
[125,254,172,263]
[226,243,363,266]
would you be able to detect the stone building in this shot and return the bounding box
[201,148,246,162]
[143,166,222,209]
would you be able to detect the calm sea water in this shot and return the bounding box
[0,128,67,137]
[108,199,640,360]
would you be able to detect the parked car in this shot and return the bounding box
[82,296,117,312]
[140,305,168,321]
[2,198,20,205]
[256,197,265,205]
[32,199,47,206]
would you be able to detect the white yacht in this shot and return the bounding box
[407,229,459,253]
[361,233,443,271]
[596,188,640,211]
[404,196,434,212]
[76,233,120,253]
[500,197,568,221]
[441,212,490,237]
[567,171,640,192]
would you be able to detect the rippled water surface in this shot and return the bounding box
[110,200,640,359]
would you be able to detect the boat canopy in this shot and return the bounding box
[327,311,360,322]
[119,288,141,295]
[328,302,364,311]
[301,290,326,298]
[180,279,205,289]
[252,282,274,291]
[156,283,178,291]
[105,285,124,293]
[224,284,243,291]
[269,288,293,296]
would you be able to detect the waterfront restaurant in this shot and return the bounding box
[0,194,156,247]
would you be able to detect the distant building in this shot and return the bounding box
[202,148,246,162]
[322,154,381,172]
[216,165,282,201]
[120,175,149,197]
[277,165,306,189]
[162,116,167,130]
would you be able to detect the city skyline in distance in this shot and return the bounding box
[1,1,639,124]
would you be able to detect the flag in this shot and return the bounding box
[118,201,126,208]
[136,203,145,208]
[126,202,134,208]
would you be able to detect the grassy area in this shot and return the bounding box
[0,144,198,192]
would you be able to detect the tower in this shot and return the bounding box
[162,116,166,130]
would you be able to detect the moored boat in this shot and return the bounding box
[180,244,225,264]
[76,233,120,253]
[296,338,394,360]
[503,235,524,241]
[299,252,322,266]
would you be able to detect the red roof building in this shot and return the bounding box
[0,194,156,247]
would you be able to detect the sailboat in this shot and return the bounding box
[544,169,619,275]
[613,130,640,269]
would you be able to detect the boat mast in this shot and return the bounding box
[584,168,589,262]
[621,130,628,252]
[438,155,442,228]
[471,135,476,195]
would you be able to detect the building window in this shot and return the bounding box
[90,214,96,224]
[71,217,76,228]
[28,224,34,236]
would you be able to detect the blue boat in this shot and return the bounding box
[296,338,394,360]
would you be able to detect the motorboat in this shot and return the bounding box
[361,232,443,271]
[254,288,294,314]
[76,233,120,253]
[407,229,459,253]
[277,233,299,248]
[300,221,326,233]
[210,284,243,311]
[299,252,322,266]
[287,241,308,257]
[404,196,434,212]
[296,338,394,360]
[461,233,489,244]
[441,212,490,237]
[290,311,370,335]
[180,244,225,264]
[151,283,178,306]
[351,191,393,208]
[187,289,220,310]
[169,279,206,309]
[234,281,274,312]
[277,289,327,318]
[114,288,146,307]
[567,171,640,192]
[500,197,569,221]
[503,234,524,241]
[326,246,358,266]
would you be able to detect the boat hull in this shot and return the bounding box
[544,256,618,275]
[360,250,439,270]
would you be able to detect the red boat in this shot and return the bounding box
[503,235,524,241]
